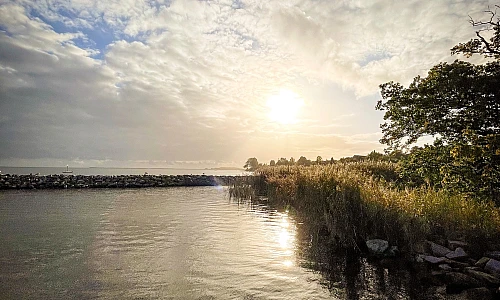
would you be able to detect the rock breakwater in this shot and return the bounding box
[0,174,246,189]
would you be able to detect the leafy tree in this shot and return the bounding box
[270,160,276,166]
[296,156,311,166]
[276,157,289,166]
[244,157,260,171]
[377,7,500,203]
[377,60,500,150]
[290,157,296,165]
[316,156,323,165]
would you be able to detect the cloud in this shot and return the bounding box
[0,0,496,166]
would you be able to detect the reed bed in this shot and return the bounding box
[234,162,500,254]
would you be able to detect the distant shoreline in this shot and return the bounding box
[1,166,244,171]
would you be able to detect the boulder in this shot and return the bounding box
[385,245,399,257]
[485,259,500,275]
[443,272,482,294]
[429,241,453,257]
[485,251,500,260]
[423,255,447,264]
[446,247,468,261]
[439,264,453,271]
[448,240,469,251]
[475,257,491,268]
[466,269,500,286]
[366,239,389,256]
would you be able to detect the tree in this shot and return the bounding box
[376,7,500,203]
[451,5,500,59]
[290,157,296,165]
[296,156,311,166]
[276,157,289,166]
[244,157,259,171]
[377,60,500,150]
[270,160,276,166]
[316,156,323,165]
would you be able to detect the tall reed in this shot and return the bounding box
[243,162,500,253]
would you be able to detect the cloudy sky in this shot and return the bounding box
[0,0,494,168]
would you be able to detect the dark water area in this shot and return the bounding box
[0,187,423,299]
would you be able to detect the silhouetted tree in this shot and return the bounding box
[244,157,260,171]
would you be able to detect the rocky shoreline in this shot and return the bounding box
[0,174,245,189]
[366,239,500,299]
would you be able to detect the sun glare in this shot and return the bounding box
[267,89,304,124]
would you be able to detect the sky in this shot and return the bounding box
[0,0,495,168]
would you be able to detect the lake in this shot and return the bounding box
[0,187,422,299]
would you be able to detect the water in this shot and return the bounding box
[0,188,423,299]
[0,167,247,176]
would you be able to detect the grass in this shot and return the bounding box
[230,162,500,255]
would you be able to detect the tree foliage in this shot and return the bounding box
[377,7,500,204]
[244,157,260,171]
[377,60,500,149]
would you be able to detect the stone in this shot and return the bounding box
[366,239,389,256]
[439,264,453,271]
[448,240,469,251]
[465,287,492,300]
[443,272,482,294]
[484,251,500,260]
[423,255,447,264]
[429,241,453,257]
[385,245,399,257]
[446,247,468,261]
[466,269,500,286]
[475,257,491,268]
[485,259,500,275]
[444,258,470,268]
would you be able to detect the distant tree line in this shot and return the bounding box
[244,150,405,172]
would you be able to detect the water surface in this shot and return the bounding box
[0,187,332,299]
[0,187,423,299]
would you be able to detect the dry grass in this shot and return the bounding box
[234,162,500,253]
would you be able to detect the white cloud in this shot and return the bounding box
[0,0,496,166]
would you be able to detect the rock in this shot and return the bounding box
[385,245,399,257]
[485,251,500,260]
[485,259,500,275]
[444,258,470,268]
[366,239,389,256]
[465,287,492,300]
[446,247,469,261]
[448,240,469,251]
[423,255,447,264]
[439,264,453,271]
[429,241,453,257]
[466,269,500,286]
[443,272,482,294]
[475,257,491,268]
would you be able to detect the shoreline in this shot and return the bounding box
[0,174,249,189]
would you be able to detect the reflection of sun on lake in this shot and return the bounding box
[276,213,296,267]
[267,89,304,124]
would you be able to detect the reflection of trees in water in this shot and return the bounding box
[232,197,428,300]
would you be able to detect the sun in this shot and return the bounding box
[267,89,304,124]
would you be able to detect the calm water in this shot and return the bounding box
[0,188,422,299]
[0,167,247,176]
